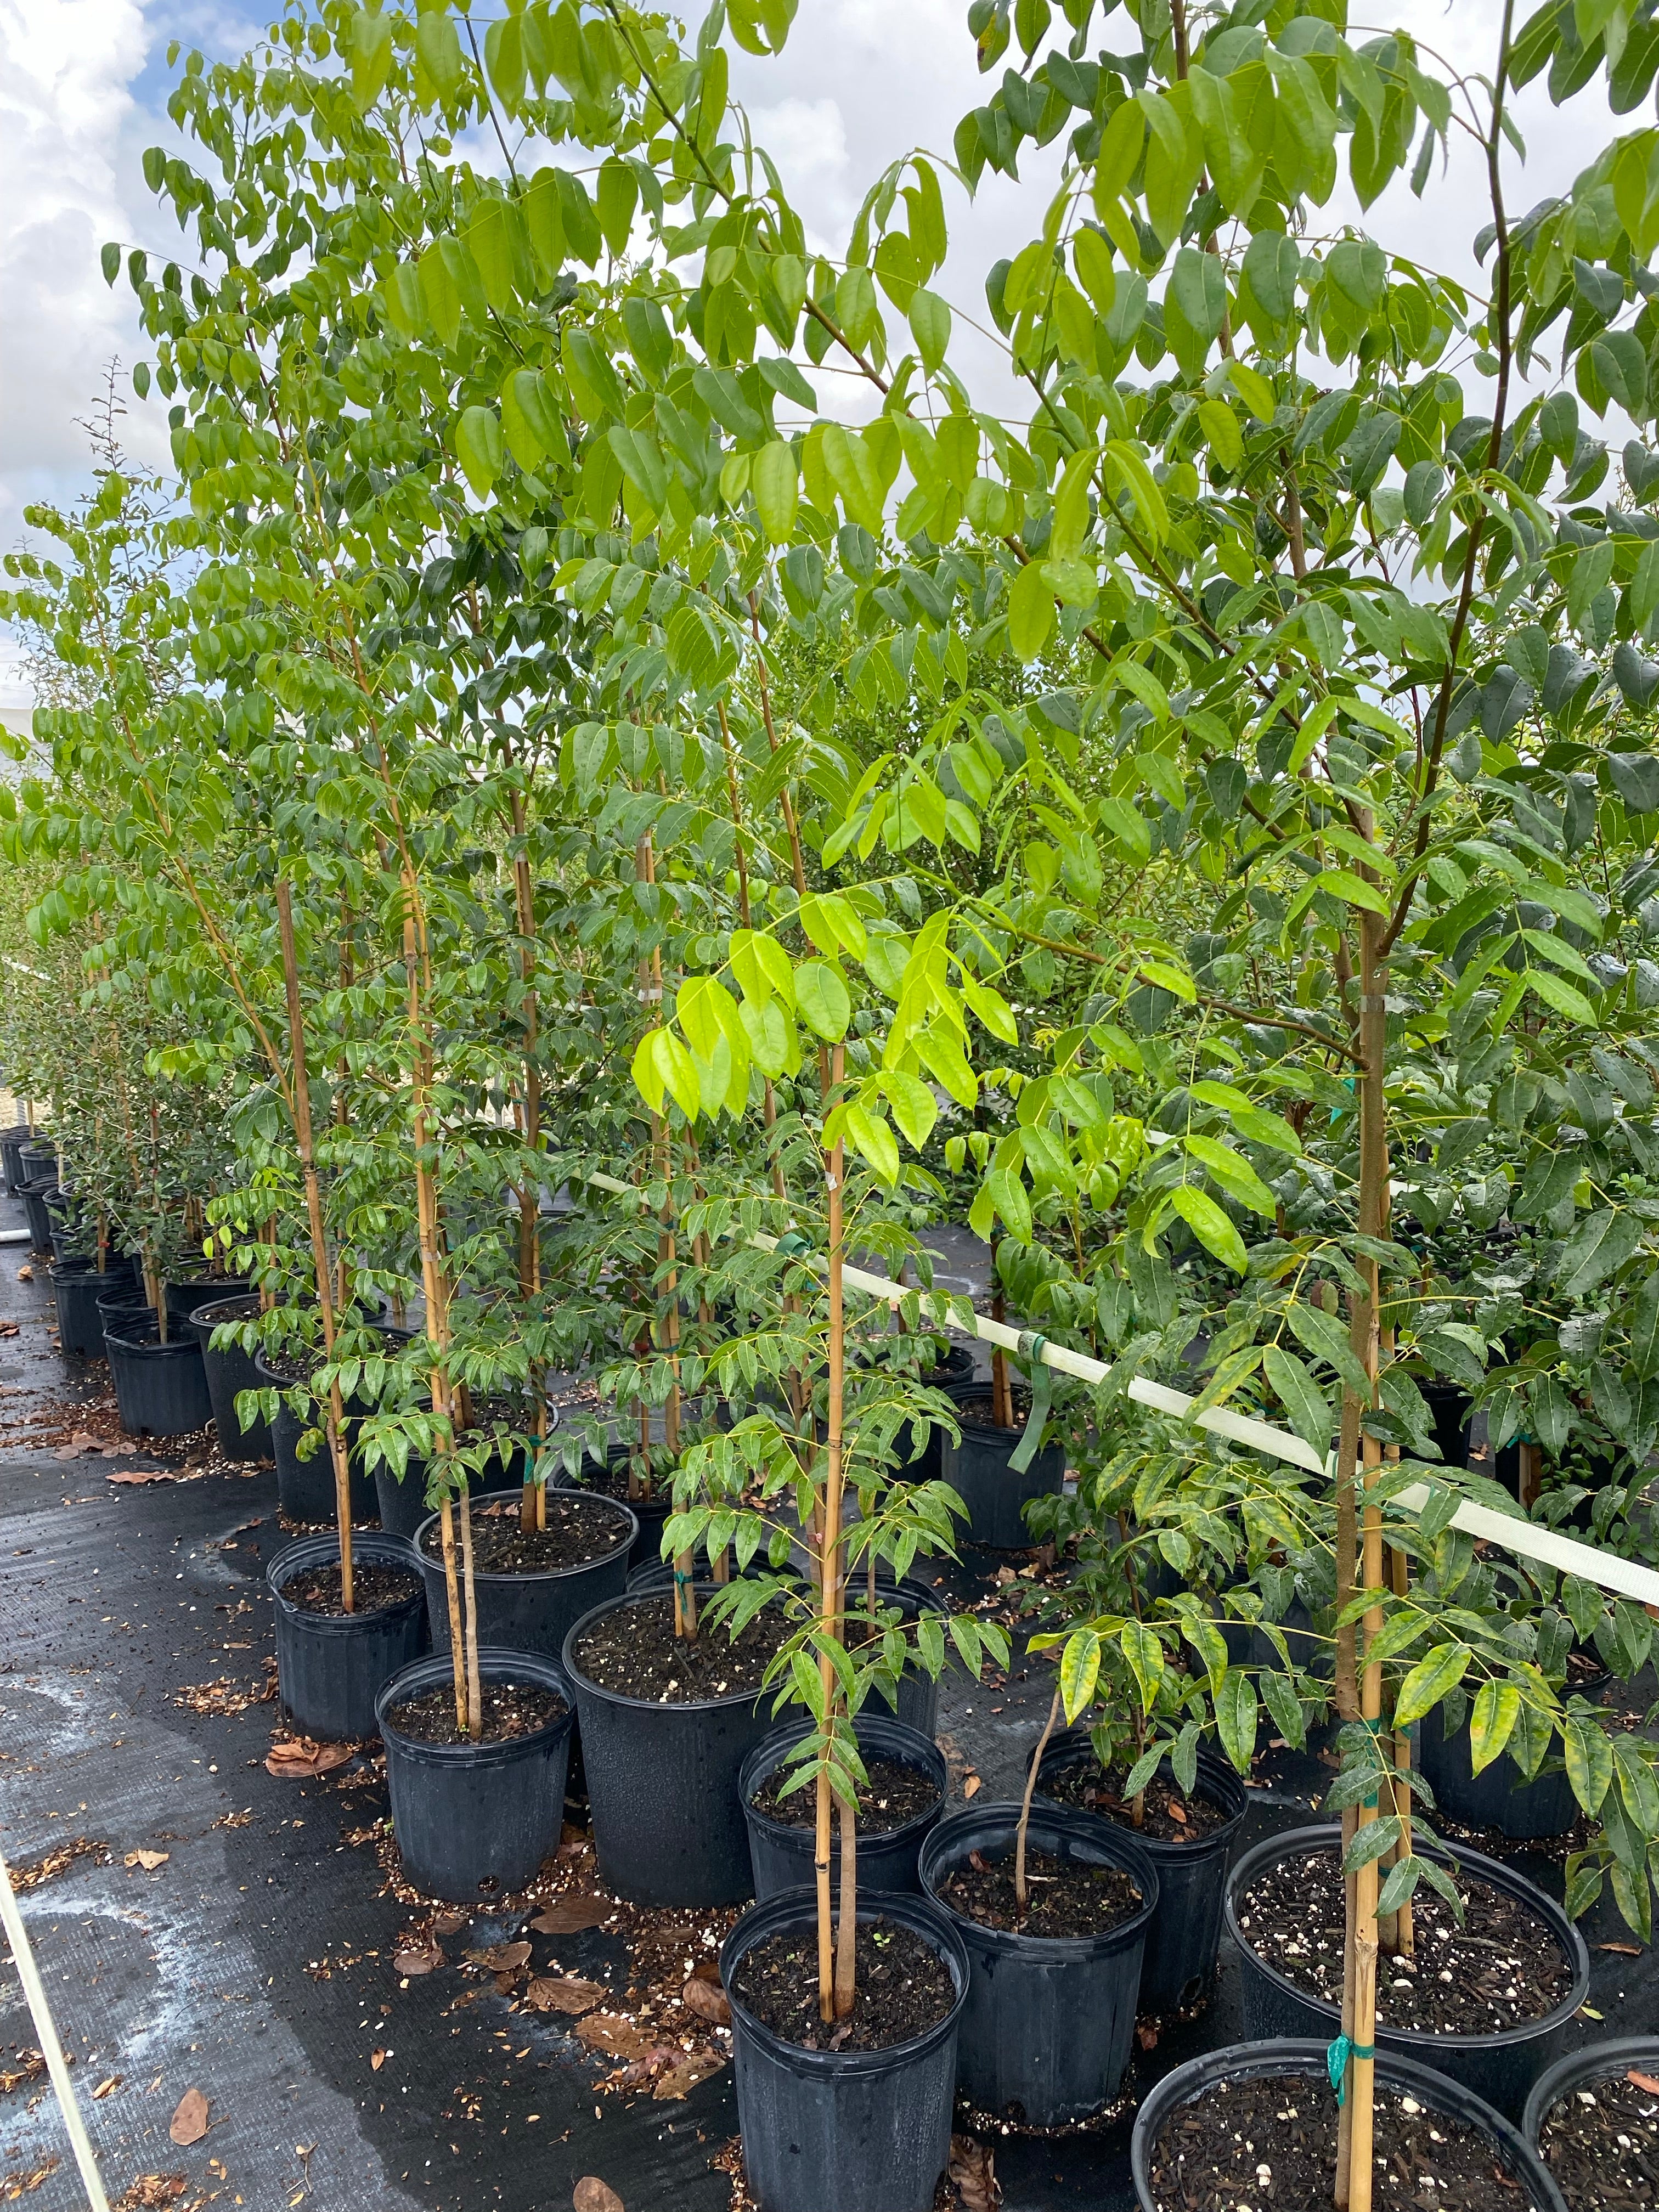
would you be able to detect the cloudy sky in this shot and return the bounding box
[0,0,1623,710]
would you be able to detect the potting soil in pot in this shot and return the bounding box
[1037,1761,1231,1841]
[935,1844,1144,1939]
[748,1757,940,1832]
[280,1561,422,1616]
[729,1916,955,2051]
[387,1677,567,1746]
[420,1492,624,1574]
[1146,2072,1553,2212]
[572,1590,791,1700]
[1537,2065,1659,2210]
[1237,1845,1574,2031]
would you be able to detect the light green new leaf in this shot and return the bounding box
[794,960,851,1040]
[1183,1132,1276,1217]
[752,441,799,545]
[1119,1620,1165,1714]
[454,406,504,495]
[1215,1669,1259,1775]
[909,288,951,374]
[351,7,393,108]
[844,1103,900,1186]
[1007,560,1058,660]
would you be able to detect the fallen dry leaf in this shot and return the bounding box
[370,2050,387,2073]
[530,1896,610,1934]
[0,1321,20,1339]
[1599,1942,1643,1955]
[16,1267,31,1283]
[523,1976,606,2016]
[466,1941,531,1974]
[1628,2069,1659,2095]
[265,1739,351,1779]
[124,1850,168,1872]
[949,2134,1001,2212]
[572,2182,623,2212]
[574,2015,654,2062]
[432,1909,470,1934]
[393,1941,442,1978]
[680,1977,731,2028]
[0,2157,58,2197]
[108,1469,183,1487]
[652,2052,725,2101]
[111,2179,187,2211]
[92,2076,122,2100]
[168,2089,209,2147]
[962,1771,983,1799]
[12,1838,108,1893]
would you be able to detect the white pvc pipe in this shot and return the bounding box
[576,1172,1659,1606]
[0,1855,110,2211]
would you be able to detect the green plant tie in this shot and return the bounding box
[1327,2035,1375,2104]
[1008,1332,1052,1475]
[772,1231,813,1258]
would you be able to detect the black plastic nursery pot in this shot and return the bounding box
[104,1313,213,1438]
[18,1142,57,1185]
[255,1351,378,1523]
[1522,2032,1659,2203]
[1131,2037,1568,2212]
[166,1275,252,1328]
[721,1886,970,2212]
[0,1126,32,1194]
[50,1260,127,1358]
[18,1180,57,1256]
[414,1487,635,1663]
[1418,1682,1609,1841]
[1226,1824,1590,2121]
[919,1800,1159,2126]
[563,1582,783,1908]
[741,1714,947,1901]
[373,1454,486,1539]
[939,1394,1066,1549]
[185,1295,273,1460]
[268,1531,429,1741]
[1032,1733,1246,2013]
[377,1648,575,1903]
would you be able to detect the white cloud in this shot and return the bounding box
[0,0,159,538]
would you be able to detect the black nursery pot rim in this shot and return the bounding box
[740,1714,946,1846]
[1030,1731,1249,1848]
[376,1646,574,1768]
[1131,2036,1569,2212]
[104,1318,203,1357]
[413,1486,637,1583]
[1520,2032,1659,2150]
[268,1531,426,1626]
[562,1581,782,1714]
[720,1882,970,2080]
[1224,1822,1591,2053]
[919,1798,1161,1960]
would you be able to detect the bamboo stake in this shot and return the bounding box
[817,1043,847,2022]
[276,881,354,1615]
[510,793,546,1535]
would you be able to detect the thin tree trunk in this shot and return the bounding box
[1016,1689,1062,1910]
[817,1043,847,2022]
[276,881,354,1613]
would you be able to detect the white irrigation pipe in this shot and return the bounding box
[579,1170,1659,1610]
[0,1855,110,2211]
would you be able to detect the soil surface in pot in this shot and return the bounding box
[573,1593,790,1702]
[1039,1762,1231,1843]
[1147,2072,1544,2212]
[1538,2063,1659,2211]
[938,1843,1144,1939]
[952,1390,1032,1432]
[280,1562,421,1617]
[387,1679,566,1746]
[417,1494,623,1576]
[749,1756,940,1833]
[729,1916,954,2052]
[1237,1844,1573,2032]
